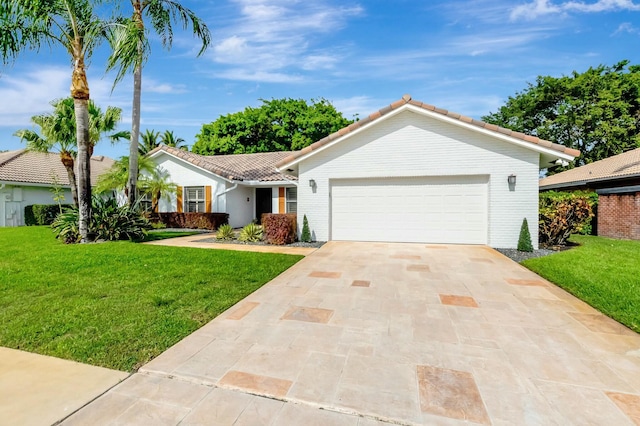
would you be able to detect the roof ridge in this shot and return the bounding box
[0,149,27,167]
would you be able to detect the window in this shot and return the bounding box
[139,192,153,213]
[185,186,205,212]
[285,187,297,213]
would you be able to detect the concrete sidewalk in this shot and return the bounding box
[144,234,318,256]
[0,347,128,426]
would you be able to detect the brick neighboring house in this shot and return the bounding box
[539,148,640,240]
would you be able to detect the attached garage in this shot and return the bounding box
[330,176,488,244]
[276,95,580,249]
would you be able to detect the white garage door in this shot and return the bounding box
[331,176,488,244]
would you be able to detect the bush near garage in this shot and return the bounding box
[262,213,297,245]
[539,191,597,246]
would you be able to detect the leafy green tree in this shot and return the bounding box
[1,0,109,241]
[483,61,640,172]
[106,0,211,207]
[160,130,186,150]
[192,98,354,155]
[15,98,123,207]
[138,129,161,155]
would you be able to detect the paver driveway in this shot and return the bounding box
[63,242,640,425]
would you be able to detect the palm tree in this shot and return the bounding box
[15,98,124,207]
[106,1,211,207]
[159,130,186,150]
[1,0,108,242]
[139,167,177,212]
[95,155,157,196]
[138,129,161,155]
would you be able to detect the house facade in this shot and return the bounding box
[147,147,298,228]
[277,95,578,248]
[539,148,640,240]
[151,95,578,249]
[0,150,114,227]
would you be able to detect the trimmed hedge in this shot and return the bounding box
[262,213,297,245]
[24,204,72,226]
[147,212,229,230]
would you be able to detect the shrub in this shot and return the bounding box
[147,212,228,230]
[216,224,234,240]
[238,223,263,242]
[517,218,533,252]
[262,213,296,245]
[52,197,151,243]
[25,204,72,226]
[539,191,597,246]
[301,214,311,243]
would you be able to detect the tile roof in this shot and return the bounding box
[539,148,640,189]
[0,149,115,186]
[276,94,581,168]
[149,145,298,182]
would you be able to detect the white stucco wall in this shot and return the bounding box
[151,153,271,228]
[0,184,72,227]
[296,109,540,249]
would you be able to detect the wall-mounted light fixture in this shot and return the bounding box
[507,174,517,185]
[309,179,316,188]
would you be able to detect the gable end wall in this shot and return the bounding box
[297,110,539,249]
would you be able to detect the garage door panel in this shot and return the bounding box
[331,176,488,244]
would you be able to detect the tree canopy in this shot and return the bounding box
[483,61,640,171]
[192,98,354,155]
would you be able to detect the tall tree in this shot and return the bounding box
[15,97,124,207]
[1,0,108,241]
[159,130,186,150]
[193,98,354,155]
[483,61,640,172]
[138,129,161,155]
[106,0,211,206]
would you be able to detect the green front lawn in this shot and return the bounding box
[523,235,640,333]
[0,226,302,371]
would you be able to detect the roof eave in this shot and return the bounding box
[540,172,640,190]
[150,148,239,184]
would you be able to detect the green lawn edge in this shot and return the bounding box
[522,235,640,333]
[0,226,302,371]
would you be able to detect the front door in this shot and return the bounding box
[255,188,272,223]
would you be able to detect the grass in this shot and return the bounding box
[523,235,640,333]
[0,226,302,371]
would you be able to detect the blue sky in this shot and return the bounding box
[1,0,639,159]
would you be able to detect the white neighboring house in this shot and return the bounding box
[276,95,579,249]
[0,149,115,227]
[146,147,298,228]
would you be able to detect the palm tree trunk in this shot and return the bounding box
[60,153,79,207]
[72,56,92,242]
[127,61,141,206]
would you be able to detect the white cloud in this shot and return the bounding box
[143,81,187,94]
[612,21,640,34]
[331,95,381,119]
[511,0,640,21]
[209,0,363,82]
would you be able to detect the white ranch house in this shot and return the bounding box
[149,95,579,248]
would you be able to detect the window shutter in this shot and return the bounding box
[176,187,183,213]
[278,187,285,213]
[205,186,212,213]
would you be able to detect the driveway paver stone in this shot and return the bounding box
[62,242,640,425]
